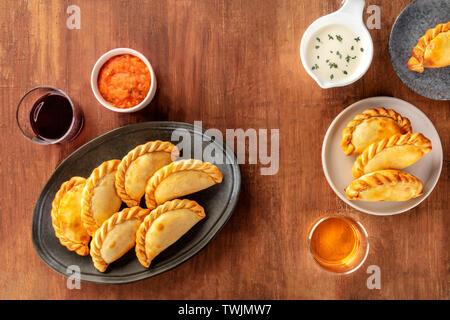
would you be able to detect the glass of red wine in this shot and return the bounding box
[16,86,84,145]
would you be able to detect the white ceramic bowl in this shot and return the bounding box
[300,0,373,89]
[322,96,443,215]
[91,48,157,113]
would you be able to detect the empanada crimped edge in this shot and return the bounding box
[345,169,423,201]
[407,22,450,72]
[135,199,206,268]
[81,159,122,236]
[341,107,412,156]
[51,176,90,256]
[352,132,432,179]
[144,159,223,209]
[115,140,179,207]
[90,206,150,272]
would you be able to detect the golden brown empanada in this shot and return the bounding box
[144,159,223,209]
[81,160,123,236]
[341,108,412,155]
[115,141,178,207]
[345,169,423,201]
[352,133,432,179]
[135,199,205,268]
[51,177,91,256]
[90,206,150,272]
[407,22,450,72]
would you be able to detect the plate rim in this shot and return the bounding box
[388,0,450,101]
[321,96,443,216]
[32,121,241,284]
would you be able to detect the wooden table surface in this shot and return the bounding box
[0,0,448,300]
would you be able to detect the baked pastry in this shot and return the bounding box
[81,160,123,236]
[144,159,223,209]
[135,199,205,268]
[352,133,432,179]
[51,177,90,256]
[407,22,450,73]
[90,206,150,272]
[345,169,423,201]
[115,141,178,207]
[341,108,412,155]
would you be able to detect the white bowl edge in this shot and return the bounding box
[321,96,443,216]
[90,48,157,113]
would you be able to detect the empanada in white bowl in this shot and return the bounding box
[352,132,432,179]
[345,169,423,202]
[341,107,412,155]
[322,97,442,215]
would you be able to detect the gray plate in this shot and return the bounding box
[32,121,241,284]
[389,0,450,100]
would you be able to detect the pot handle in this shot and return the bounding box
[338,0,365,19]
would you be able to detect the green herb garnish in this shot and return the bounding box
[330,74,334,80]
[315,45,320,49]
[360,47,364,52]
[311,63,319,70]
[354,36,360,42]
[345,55,351,63]
[328,34,334,40]
[336,51,342,59]
[328,62,338,69]
[316,37,321,43]
[351,45,354,50]
[343,70,348,75]
[336,34,343,42]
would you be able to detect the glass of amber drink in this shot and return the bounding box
[308,216,369,274]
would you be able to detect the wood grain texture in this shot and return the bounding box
[0,0,448,299]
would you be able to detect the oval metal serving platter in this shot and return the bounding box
[32,121,241,284]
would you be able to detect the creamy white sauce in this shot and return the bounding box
[306,24,364,83]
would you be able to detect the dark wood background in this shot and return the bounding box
[0,0,448,299]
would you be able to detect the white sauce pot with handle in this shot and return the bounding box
[300,0,373,89]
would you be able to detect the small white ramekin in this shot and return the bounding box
[90,48,157,113]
